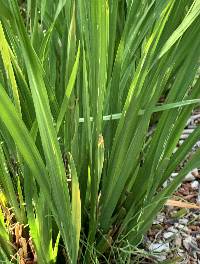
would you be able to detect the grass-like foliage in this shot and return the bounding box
[0,0,200,263]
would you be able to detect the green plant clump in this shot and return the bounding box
[0,0,200,263]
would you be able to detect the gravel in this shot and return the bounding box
[184,172,195,182]
[145,110,200,263]
[183,236,200,252]
[191,180,199,190]
[179,218,189,225]
[163,232,174,239]
[149,242,170,253]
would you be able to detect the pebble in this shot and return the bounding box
[171,172,178,177]
[179,140,184,145]
[184,172,195,182]
[196,235,200,241]
[191,180,199,190]
[175,235,182,247]
[181,228,190,236]
[163,232,174,239]
[183,129,194,134]
[167,227,178,233]
[174,224,189,233]
[173,147,178,154]
[177,224,185,230]
[183,237,192,251]
[191,168,199,177]
[149,242,170,253]
[191,114,200,121]
[153,213,165,224]
[163,181,168,188]
[156,255,167,261]
[197,193,200,204]
[179,218,189,225]
[183,236,199,252]
[165,219,177,225]
[180,134,189,139]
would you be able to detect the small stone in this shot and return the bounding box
[191,114,200,121]
[177,224,185,230]
[184,172,195,182]
[149,242,170,253]
[180,134,189,139]
[156,255,167,261]
[183,129,194,134]
[182,226,189,233]
[191,168,199,177]
[188,125,196,129]
[163,232,174,239]
[163,181,168,188]
[181,231,190,238]
[179,218,189,225]
[173,147,178,153]
[196,235,200,241]
[153,213,165,224]
[167,227,178,233]
[165,219,177,225]
[191,180,199,190]
[196,141,200,148]
[179,140,184,145]
[174,223,179,228]
[171,172,178,177]
[197,194,200,204]
[183,237,192,251]
[175,236,182,247]
[183,236,200,252]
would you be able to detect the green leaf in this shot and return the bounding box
[69,153,81,263]
[57,43,80,132]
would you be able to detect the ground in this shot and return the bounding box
[145,110,200,264]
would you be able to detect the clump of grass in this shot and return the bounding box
[0,0,200,263]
